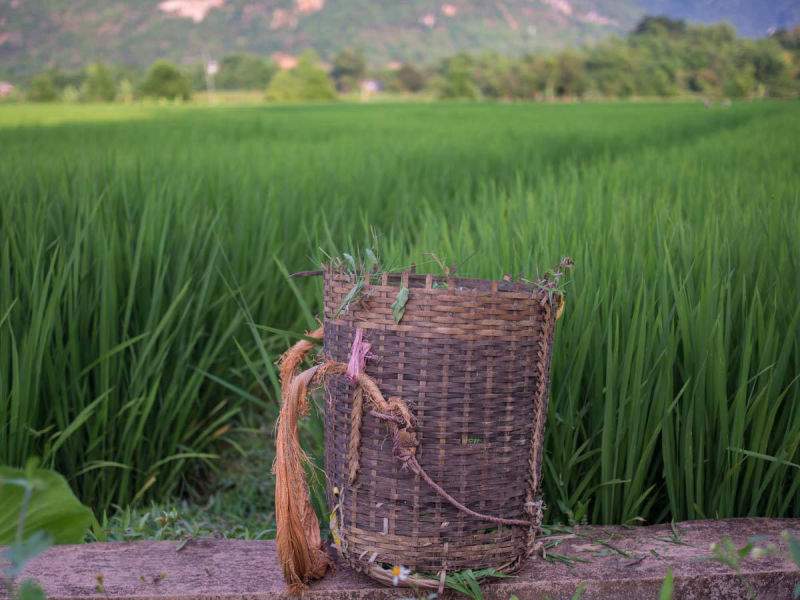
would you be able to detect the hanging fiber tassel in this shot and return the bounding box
[274,327,329,594]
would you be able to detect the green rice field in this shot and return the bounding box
[1,101,798,527]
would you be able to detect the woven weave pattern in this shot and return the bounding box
[321,269,557,577]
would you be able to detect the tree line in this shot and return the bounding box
[16,17,800,103]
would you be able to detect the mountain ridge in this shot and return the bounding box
[0,0,797,80]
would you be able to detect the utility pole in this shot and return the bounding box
[205,53,218,105]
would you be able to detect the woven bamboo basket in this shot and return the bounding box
[275,265,564,593]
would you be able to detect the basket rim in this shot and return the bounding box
[324,266,563,302]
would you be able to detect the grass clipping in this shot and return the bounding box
[275,326,329,593]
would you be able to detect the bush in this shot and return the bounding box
[26,74,58,102]
[140,60,191,101]
[394,64,426,92]
[265,51,336,102]
[62,86,81,103]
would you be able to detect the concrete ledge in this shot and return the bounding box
[3,518,799,600]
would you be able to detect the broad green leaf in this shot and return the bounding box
[0,466,93,545]
[391,286,409,324]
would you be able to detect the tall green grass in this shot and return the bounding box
[0,102,798,522]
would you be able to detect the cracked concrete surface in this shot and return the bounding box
[2,518,799,600]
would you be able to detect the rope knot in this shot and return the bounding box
[387,395,415,429]
[392,428,418,467]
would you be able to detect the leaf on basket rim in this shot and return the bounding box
[391,286,409,324]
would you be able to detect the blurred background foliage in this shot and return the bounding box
[7,18,800,104]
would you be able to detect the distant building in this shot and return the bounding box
[158,0,225,23]
[295,0,324,14]
[272,52,298,70]
[0,81,14,97]
[361,79,380,93]
[441,4,458,17]
[360,79,381,102]
[419,14,436,28]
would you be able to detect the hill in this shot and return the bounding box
[0,0,797,80]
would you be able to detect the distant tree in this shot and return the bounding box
[265,70,302,102]
[47,67,86,91]
[636,63,677,97]
[705,23,737,46]
[515,54,555,99]
[63,85,81,103]
[554,50,588,98]
[437,53,479,99]
[722,64,755,98]
[216,54,276,90]
[84,61,117,102]
[633,15,687,37]
[394,63,426,92]
[748,40,793,95]
[296,51,338,99]
[771,27,800,51]
[119,79,135,103]
[265,51,336,102]
[331,48,366,92]
[586,39,635,97]
[26,74,58,102]
[140,60,191,100]
[688,68,721,94]
[114,64,145,90]
[187,62,207,91]
[473,52,515,99]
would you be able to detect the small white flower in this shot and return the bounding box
[749,547,766,559]
[709,542,718,552]
[391,565,411,586]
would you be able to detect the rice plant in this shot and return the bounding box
[0,101,797,524]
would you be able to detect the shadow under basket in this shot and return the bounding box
[276,267,563,591]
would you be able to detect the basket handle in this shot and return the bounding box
[274,327,329,594]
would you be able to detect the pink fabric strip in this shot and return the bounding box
[346,327,374,386]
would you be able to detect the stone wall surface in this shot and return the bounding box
[2,518,799,600]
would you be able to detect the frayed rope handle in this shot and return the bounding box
[275,324,548,593]
[275,326,329,594]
